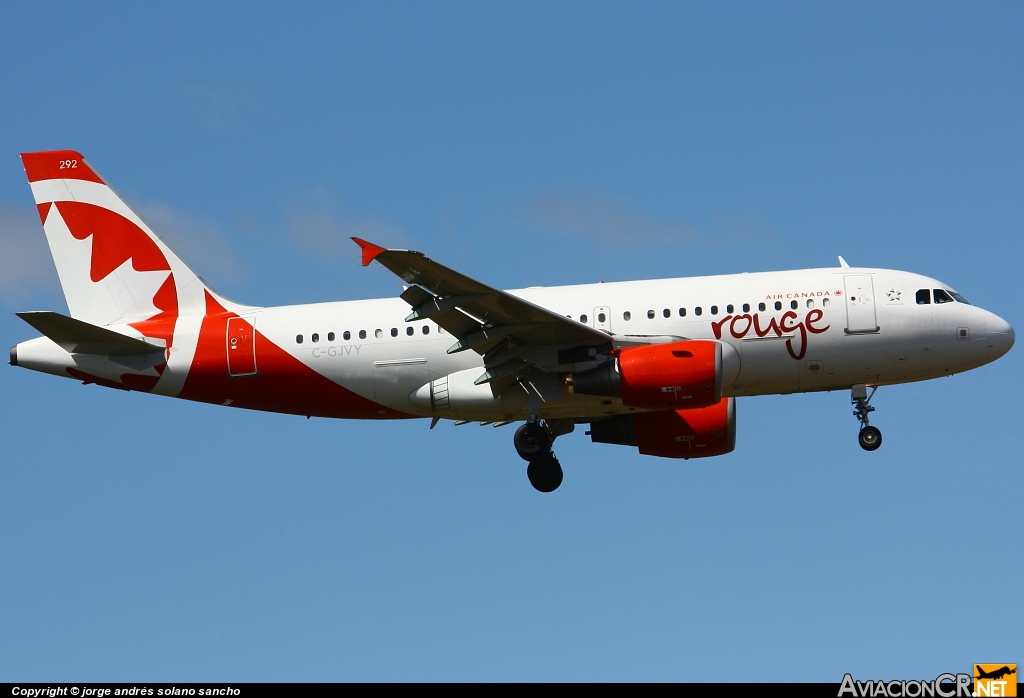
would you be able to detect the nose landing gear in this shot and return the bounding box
[858,425,882,451]
[514,420,564,492]
[852,384,882,451]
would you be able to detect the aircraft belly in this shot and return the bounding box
[737,338,799,394]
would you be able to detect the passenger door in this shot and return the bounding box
[843,275,879,334]
[226,316,258,377]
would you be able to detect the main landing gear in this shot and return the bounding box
[852,384,882,451]
[514,421,564,492]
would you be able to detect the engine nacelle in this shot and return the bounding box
[588,398,736,459]
[572,340,739,410]
[408,367,539,420]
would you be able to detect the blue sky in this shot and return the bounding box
[1,2,1021,681]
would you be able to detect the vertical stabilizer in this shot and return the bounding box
[21,150,238,330]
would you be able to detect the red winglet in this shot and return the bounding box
[21,150,104,184]
[352,237,388,266]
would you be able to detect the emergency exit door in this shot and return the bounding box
[226,317,258,376]
[592,307,612,332]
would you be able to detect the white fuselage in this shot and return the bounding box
[15,265,1014,423]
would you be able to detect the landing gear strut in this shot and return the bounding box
[852,384,882,451]
[514,420,564,492]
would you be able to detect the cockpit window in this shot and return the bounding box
[933,289,954,304]
[950,291,970,305]
[916,289,930,305]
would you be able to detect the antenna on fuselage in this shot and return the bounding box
[838,256,850,268]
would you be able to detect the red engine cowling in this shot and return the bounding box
[572,339,729,410]
[588,397,736,459]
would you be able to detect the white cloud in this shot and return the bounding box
[285,193,412,260]
[180,83,256,133]
[0,202,60,303]
[518,192,697,246]
[516,192,775,249]
[132,200,244,285]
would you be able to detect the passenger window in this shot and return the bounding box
[328,332,335,341]
[312,333,320,343]
[727,304,734,314]
[296,334,303,344]
[623,311,631,321]
[678,308,686,317]
[950,291,970,305]
[742,303,750,313]
[822,298,830,307]
[806,299,814,309]
[580,314,588,323]
[710,305,718,315]
[774,301,782,311]
[391,328,398,337]
[374,329,382,339]
[438,327,446,334]
[359,330,367,339]
[695,307,703,316]
[647,310,655,319]
[598,312,606,323]
[758,302,766,312]
[344,331,351,340]
[663,309,670,318]
[790,300,798,310]
[406,326,414,336]
[916,289,931,304]
[933,289,954,304]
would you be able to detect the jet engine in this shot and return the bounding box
[571,340,739,410]
[588,397,736,459]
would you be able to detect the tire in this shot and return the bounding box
[527,453,563,493]
[858,426,882,451]
[514,422,550,461]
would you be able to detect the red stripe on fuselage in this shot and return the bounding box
[179,293,411,420]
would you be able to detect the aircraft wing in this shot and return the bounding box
[353,238,613,381]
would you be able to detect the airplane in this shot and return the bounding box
[976,666,1016,681]
[9,150,1015,492]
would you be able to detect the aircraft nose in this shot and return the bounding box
[988,314,1015,358]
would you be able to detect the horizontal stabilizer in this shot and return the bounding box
[16,311,165,356]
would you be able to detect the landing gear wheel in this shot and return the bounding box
[851,385,882,452]
[527,453,563,493]
[514,422,550,461]
[858,426,882,451]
